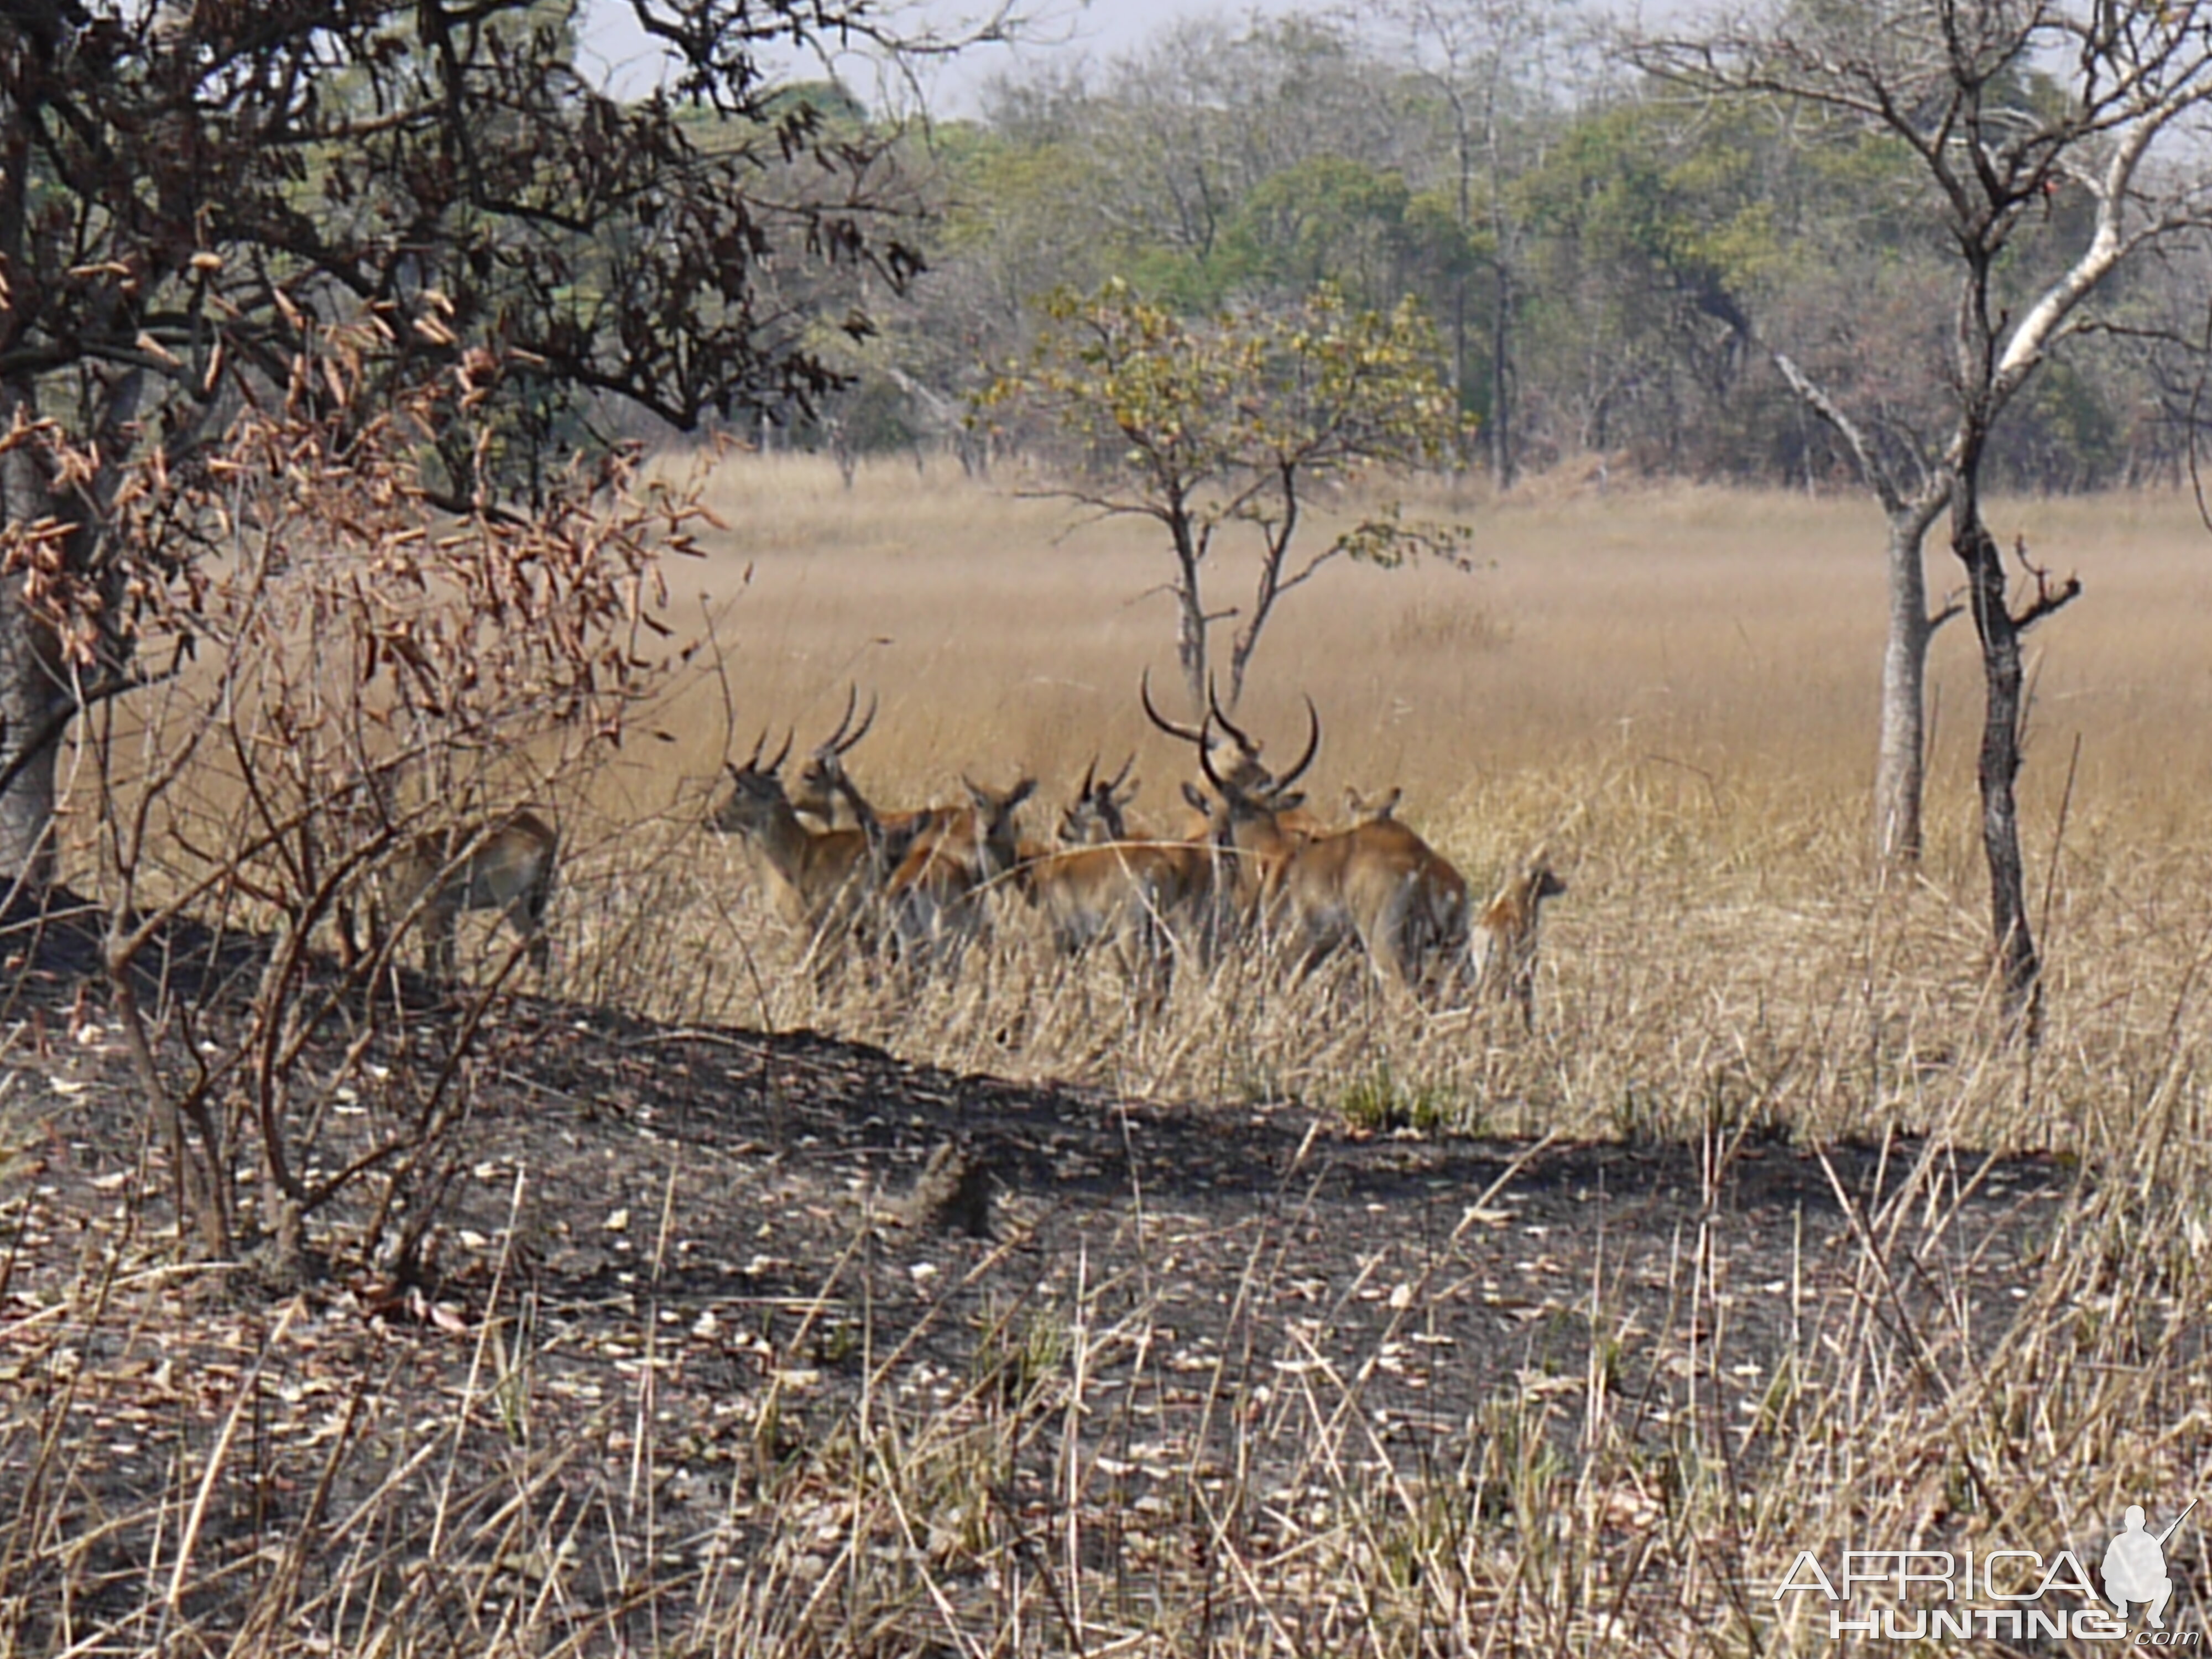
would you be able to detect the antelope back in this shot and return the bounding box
[389,812,555,906]
[382,810,559,974]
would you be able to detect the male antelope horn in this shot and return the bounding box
[1140,668,1206,745]
[1206,674,1260,761]
[1106,751,1136,794]
[821,682,859,750]
[1276,696,1321,791]
[836,690,878,755]
[764,728,794,775]
[1078,754,1098,799]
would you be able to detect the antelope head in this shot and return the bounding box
[1196,711,1313,827]
[1058,753,1139,847]
[1142,669,1319,804]
[960,773,1039,873]
[791,684,879,827]
[1344,785,1402,825]
[712,727,795,835]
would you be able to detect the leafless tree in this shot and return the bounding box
[1638,1,2212,1032]
[65,331,708,1275]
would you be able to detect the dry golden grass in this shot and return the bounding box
[533,451,2212,1157]
[17,454,2212,1658]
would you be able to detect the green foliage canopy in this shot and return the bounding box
[984,279,1472,705]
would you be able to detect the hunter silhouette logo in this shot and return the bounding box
[1772,1495,2201,1642]
[2107,1501,2197,1631]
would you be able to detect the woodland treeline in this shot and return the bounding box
[741,6,2212,492]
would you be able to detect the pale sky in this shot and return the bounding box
[581,0,1342,114]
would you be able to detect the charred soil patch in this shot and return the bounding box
[0,900,2105,1656]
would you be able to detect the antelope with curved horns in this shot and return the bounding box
[1142,668,1282,801]
[1190,703,1322,920]
[1057,753,1139,847]
[375,809,561,980]
[787,684,875,830]
[1143,673,1322,826]
[790,685,957,866]
[1144,676,1323,952]
[712,727,886,948]
[1194,713,1474,996]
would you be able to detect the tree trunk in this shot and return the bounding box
[1452,271,1469,457]
[1172,507,1208,716]
[0,435,67,891]
[1176,578,1207,717]
[1955,508,2039,1039]
[1484,101,1515,492]
[0,596,61,889]
[1488,261,1513,490]
[1874,509,1936,870]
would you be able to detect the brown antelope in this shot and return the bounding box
[1281,812,1472,995]
[375,810,560,979]
[1055,754,1139,846]
[787,686,954,865]
[1147,682,1322,935]
[884,774,1037,963]
[1344,785,1402,826]
[712,730,885,947]
[1472,859,1567,1027]
[1194,717,1479,997]
[786,685,876,832]
[1017,758,1192,992]
[1144,672,1326,851]
[1142,670,1312,811]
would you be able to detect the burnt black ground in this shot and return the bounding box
[0,895,2083,1647]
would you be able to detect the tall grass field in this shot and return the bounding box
[16,451,2212,1658]
[543,453,2212,1157]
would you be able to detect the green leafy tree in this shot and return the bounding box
[1390,0,1579,486]
[984,280,1472,712]
[1515,100,1788,459]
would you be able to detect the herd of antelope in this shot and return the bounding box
[707,676,1567,1022]
[358,675,1564,1021]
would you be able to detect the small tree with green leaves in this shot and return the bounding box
[984,281,1473,712]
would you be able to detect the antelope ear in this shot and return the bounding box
[1275,791,1307,812]
[1182,782,1210,813]
[1009,777,1038,810]
[1121,778,1141,802]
